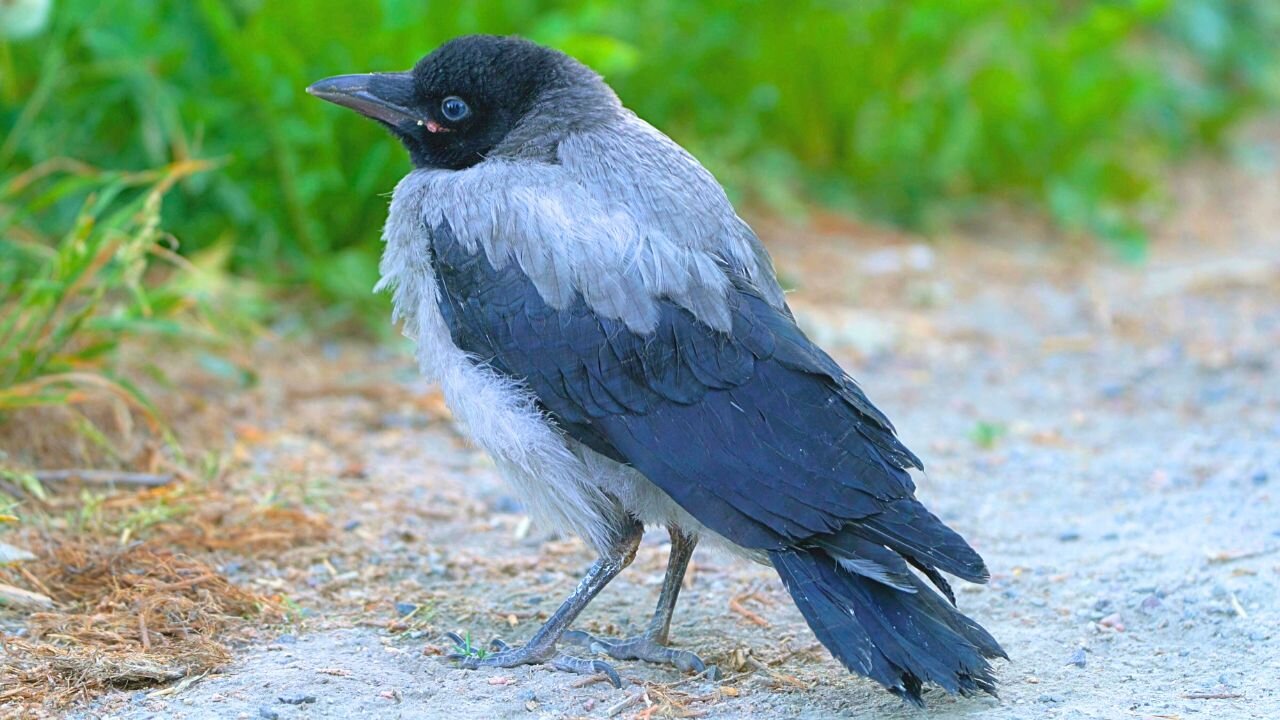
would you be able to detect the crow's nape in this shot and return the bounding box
[771,547,1006,706]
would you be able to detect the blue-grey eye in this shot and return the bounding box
[441,96,470,122]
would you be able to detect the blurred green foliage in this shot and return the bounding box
[3,0,1279,321]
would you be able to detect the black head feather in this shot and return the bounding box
[310,35,615,169]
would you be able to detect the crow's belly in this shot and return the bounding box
[440,353,712,547]
[403,267,703,551]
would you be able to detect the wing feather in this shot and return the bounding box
[429,219,971,569]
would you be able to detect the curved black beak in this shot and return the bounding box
[306,72,420,126]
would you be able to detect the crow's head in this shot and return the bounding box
[308,35,617,170]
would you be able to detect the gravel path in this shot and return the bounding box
[70,152,1280,720]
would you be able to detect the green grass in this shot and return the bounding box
[970,421,1008,450]
[448,630,490,661]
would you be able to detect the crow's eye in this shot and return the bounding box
[441,96,470,122]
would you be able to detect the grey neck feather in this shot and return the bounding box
[491,64,624,162]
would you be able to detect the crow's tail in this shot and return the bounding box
[771,547,1006,706]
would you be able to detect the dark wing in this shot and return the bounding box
[432,222,986,582]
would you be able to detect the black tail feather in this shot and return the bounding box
[852,499,991,584]
[906,554,956,605]
[771,547,1004,705]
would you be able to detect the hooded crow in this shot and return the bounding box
[309,34,1005,705]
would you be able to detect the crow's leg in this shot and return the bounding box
[445,518,643,688]
[563,526,711,675]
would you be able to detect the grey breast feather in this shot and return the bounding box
[387,112,785,336]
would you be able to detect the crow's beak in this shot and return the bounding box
[306,72,420,126]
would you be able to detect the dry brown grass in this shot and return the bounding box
[158,501,332,556]
[0,345,348,715]
[0,404,167,476]
[0,500,329,716]
[0,539,283,713]
[0,342,389,715]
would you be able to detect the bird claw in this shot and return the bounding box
[550,654,622,688]
[562,630,714,677]
[441,631,622,687]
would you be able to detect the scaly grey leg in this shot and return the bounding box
[445,518,644,688]
[647,525,697,644]
[564,526,714,676]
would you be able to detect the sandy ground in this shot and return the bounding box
[57,143,1280,719]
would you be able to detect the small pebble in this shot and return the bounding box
[1066,648,1087,668]
[258,707,280,720]
[395,602,419,617]
[518,689,537,702]
[276,633,297,644]
[278,693,317,705]
[1099,613,1125,631]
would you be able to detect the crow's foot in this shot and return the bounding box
[444,632,622,688]
[562,630,716,677]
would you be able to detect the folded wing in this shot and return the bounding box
[430,219,987,589]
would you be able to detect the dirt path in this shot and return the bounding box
[68,151,1280,719]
